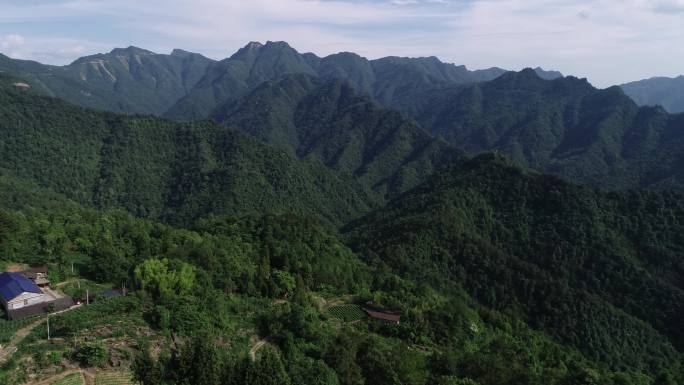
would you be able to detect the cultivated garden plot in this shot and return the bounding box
[326,305,366,322]
[95,370,137,385]
[50,372,85,385]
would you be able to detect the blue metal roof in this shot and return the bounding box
[0,272,42,301]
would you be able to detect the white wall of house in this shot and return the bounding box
[3,292,48,310]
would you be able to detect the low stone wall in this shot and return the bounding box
[7,296,74,320]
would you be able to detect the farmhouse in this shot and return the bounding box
[0,271,74,320]
[0,272,50,312]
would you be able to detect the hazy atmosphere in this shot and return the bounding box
[2,0,684,87]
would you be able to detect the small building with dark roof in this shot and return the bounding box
[102,289,124,299]
[0,272,49,313]
[22,266,49,287]
[362,306,401,325]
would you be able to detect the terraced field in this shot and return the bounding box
[95,371,136,385]
[327,305,366,322]
[50,372,85,385]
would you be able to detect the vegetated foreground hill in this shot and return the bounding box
[407,69,684,190]
[215,73,459,198]
[2,203,676,385]
[345,152,684,378]
[621,75,684,114]
[0,74,378,226]
[0,46,214,115]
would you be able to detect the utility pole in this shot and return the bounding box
[46,314,50,341]
[86,289,89,305]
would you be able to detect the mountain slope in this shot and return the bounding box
[314,53,509,111]
[407,69,684,189]
[0,47,214,115]
[165,41,517,120]
[167,41,317,120]
[214,73,459,198]
[345,153,684,376]
[621,75,684,113]
[0,74,377,226]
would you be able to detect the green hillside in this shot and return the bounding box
[345,153,684,379]
[1,202,678,385]
[407,69,684,189]
[0,74,377,226]
[215,73,458,198]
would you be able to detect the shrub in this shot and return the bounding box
[74,342,108,367]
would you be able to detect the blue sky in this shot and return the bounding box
[1,0,683,87]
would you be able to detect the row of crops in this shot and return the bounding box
[50,372,85,385]
[327,305,366,322]
[95,370,137,385]
[48,371,135,385]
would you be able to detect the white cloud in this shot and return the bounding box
[1,34,25,49]
[1,34,26,59]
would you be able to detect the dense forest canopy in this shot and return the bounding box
[0,75,379,227]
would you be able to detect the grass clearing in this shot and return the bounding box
[0,316,39,343]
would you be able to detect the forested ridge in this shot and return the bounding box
[345,153,684,376]
[0,74,379,227]
[215,73,458,198]
[0,46,683,385]
[404,69,684,190]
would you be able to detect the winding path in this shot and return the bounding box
[249,339,267,361]
[0,304,82,364]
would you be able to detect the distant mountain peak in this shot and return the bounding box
[109,46,155,56]
[533,66,563,80]
[263,40,293,49]
[244,41,264,50]
[494,68,542,83]
[229,41,292,60]
[519,67,541,77]
[170,48,196,57]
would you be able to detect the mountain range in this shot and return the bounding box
[6,41,684,192]
[0,41,561,119]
